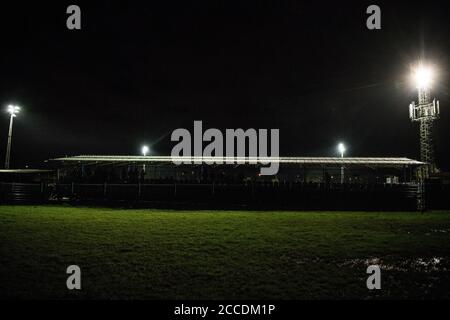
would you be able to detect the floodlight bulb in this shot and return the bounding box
[413,64,434,90]
[338,143,346,156]
[142,145,149,156]
[7,105,20,116]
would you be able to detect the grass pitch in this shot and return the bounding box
[1,205,450,299]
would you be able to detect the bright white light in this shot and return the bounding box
[412,63,434,89]
[141,145,149,156]
[338,143,346,157]
[7,105,20,116]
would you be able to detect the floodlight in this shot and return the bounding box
[338,143,346,157]
[7,105,20,117]
[142,145,149,157]
[4,105,21,169]
[412,63,434,90]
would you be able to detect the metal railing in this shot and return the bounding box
[1,181,445,211]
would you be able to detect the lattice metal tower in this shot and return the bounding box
[409,63,440,176]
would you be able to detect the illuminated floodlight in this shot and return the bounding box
[337,143,346,158]
[7,105,20,117]
[141,145,149,157]
[412,63,434,90]
[337,143,346,184]
[4,105,21,169]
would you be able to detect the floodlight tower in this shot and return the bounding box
[141,145,149,174]
[338,143,346,184]
[5,105,21,169]
[408,63,440,176]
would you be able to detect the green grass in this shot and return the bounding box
[1,205,450,299]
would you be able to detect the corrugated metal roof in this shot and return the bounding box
[0,169,53,174]
[50,155,424,166]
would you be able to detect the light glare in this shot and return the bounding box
[338,143,346,156]
[142,145,149,156]
[7,105,20,116]
[412,64,434,89]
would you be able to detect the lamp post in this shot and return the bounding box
[141,145,149,174]
[338,143,346,184]
[4,105,20,169]
[408,62,440,177]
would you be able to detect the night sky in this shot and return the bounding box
[0,1,449,169]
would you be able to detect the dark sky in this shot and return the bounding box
[0,0,449,169]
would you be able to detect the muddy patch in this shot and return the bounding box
[280,253,449,273]
[338,256,448,273]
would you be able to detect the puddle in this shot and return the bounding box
[280,253,449,273]
[338,256,447,273]
[430,229,450,234]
